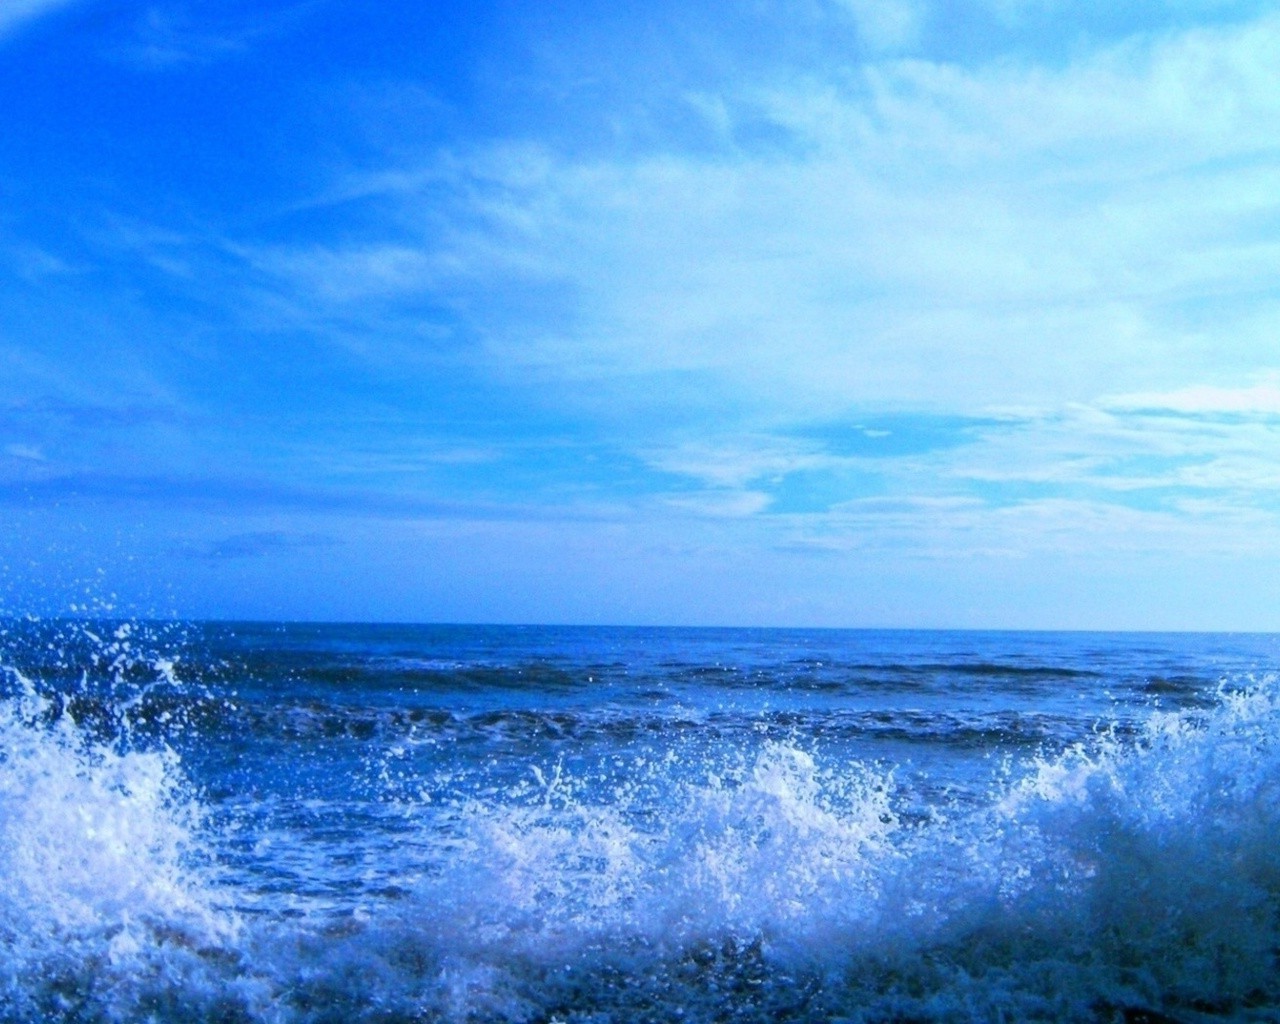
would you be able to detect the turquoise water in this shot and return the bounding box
[3,621,1280,1022]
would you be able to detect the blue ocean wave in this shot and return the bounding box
[2,622,1278,1022]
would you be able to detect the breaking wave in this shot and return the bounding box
[2,624,1279,1022]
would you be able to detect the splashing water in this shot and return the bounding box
[0,659,245,1021]
[1,622,1279,1022]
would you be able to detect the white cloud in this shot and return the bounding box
[5,443,45,462]
[0,0,78,38]
[3,243,77,281]
[776,490,1280,560]
[832,0,924,52]
[143,6,1280,581]
[663,489,772,518]
[1108,377,1280,415]
[641,437,835,489]
[247,244,442,303]
[928,398,1280,495]
[280,13,1280,425]
[110,4,312,68]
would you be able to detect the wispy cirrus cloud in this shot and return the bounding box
[7,0,1280,624]
[940,401,1280,494]
[111,2,317,68]
[0,0,80,40]
[26,6,1280,562]
[247,11,1280,429]
[60,5,1272,447]
[640,437,837,490]
[773,491,1280,561]
[1107,377,1280,415]
[832,0,924,52]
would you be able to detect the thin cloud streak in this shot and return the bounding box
[252,13,1280,423]
[4,0,1279,625]
[0,0,79,39]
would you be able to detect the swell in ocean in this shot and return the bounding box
[2,621,1279,1022]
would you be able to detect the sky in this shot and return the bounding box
[1,0,1280,628]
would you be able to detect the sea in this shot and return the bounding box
[3,620,1280,1023]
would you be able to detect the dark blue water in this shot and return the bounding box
[3,621,1279,1022]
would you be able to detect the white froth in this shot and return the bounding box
[0,665,237,1021]
[3,625,1280,1023]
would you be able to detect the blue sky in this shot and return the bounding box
[2,0,1280,627]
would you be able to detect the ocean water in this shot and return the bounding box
[3,622,1280,1023]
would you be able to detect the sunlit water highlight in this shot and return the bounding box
[2,622,1279,1022]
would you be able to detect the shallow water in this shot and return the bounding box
[3,621,1280,1022]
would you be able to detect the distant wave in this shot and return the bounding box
[7,687,1106,752]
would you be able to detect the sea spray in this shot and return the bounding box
[0,635,244,1023]
[3,622,1280,1022]
[338,683,1280,1021]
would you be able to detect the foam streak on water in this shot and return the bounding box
[2,622,1280,1022]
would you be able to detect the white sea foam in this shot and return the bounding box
[3,634,1280,1022]
[373,679,1280,1022]
[0,666,242,1022]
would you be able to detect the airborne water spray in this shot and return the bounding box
[3,623,1280,1023]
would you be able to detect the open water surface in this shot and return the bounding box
[3,621,1280,1022]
